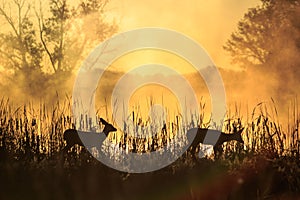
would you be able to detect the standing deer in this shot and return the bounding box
[186,128,244,158]
[63,118,117,153]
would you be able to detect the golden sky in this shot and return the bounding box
[107,0,261,70]
[0,0,266,124]
[93,0,264,124]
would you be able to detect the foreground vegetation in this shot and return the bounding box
[0,98,299,199]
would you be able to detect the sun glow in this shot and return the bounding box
[95,49,213,124]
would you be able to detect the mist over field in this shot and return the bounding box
[0,0,300,199]
[0,0,298,117]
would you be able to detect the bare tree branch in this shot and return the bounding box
[34,2,57,73]
[0,6,19,37]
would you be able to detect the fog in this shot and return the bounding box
[0,0,299,127]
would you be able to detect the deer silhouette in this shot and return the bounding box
[187,128,244,158]
[63,118,117,153]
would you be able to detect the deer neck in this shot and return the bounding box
[103,132,109,137]
[216,133,237,146]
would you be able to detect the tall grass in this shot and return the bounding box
[0,97,73,161]
[0,96,299,162]
[0,97,300,199]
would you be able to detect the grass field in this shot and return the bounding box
[0,97,299,199]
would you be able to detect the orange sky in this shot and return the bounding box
[0,0,267,124]
[93,0,264,124]
[107,0,261,70]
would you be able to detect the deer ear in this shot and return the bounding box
[100,118,108,125]
[238,128,244,134]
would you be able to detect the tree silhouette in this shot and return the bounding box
[35,0,118,99]
[0,0,117,100]
[224,0,300,69]
[224,0,300,103]
[36,0,117,75]
[36,0,70,74]
[0,0,46,97]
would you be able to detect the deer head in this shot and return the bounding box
[100,118,117,136]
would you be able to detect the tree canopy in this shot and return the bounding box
[224,0,300,70]
[224,0,300,102]
[0,0,117,100]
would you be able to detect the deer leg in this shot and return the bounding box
[62,146,67,153]
[213,145,223,159]
[192,148,198,160]
[63,144,72,154]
